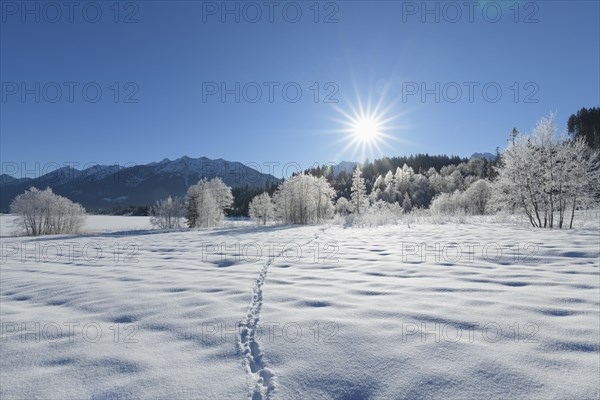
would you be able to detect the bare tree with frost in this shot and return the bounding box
[249,192,273,225]
[186,178,233,228]
[273,173,335,224]
[493,113,599,228]
[149,195,185,229]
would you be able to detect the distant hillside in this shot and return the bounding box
[470,152,497,161]
[0,156,280,212]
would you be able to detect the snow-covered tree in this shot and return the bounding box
[10,187,86,236]
[383,170,394,186]
[560,138,600,227]
[402,192,412,213]
[429,179,491,216]
[464,179,491,215]
[186,178,233,228]
[493,113,599,228]
[425,167,437,177]
[273,173,335,224]
[370,174,385,203]
[350,166,368,214]
[428,170,445,194]
[395,164,414,195]
[196,190,220,228]
[249,192,273,225]
[373,174,385,192]
[335,197,351,215]
[446,170,465,192]
[149,195,185,229]
[411,174,432,208]
[430,191,465,215]
[381,170,398,203]
[440,164,456,177]
[313,175,335,221]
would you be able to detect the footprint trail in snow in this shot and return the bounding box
[238,230,323,400]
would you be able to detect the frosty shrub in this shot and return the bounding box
[464,179,491,215]
[430,191,466,216]
[342,200,403,227]
[186,178,233,228]
[10,187,86,236]
[363,200,403,226]
[249,192,273,225]
[149,195,185,229]
[493,113,599,228]
[334,197,351,216]
[430,179,492,216]
[273,173,335,224]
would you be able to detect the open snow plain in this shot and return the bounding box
[1,218,599,399]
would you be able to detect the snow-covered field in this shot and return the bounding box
[0,215,153,237]
[1,217,599,399]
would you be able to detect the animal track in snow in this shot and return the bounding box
[238,231,322,400]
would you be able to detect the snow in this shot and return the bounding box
[1,218,599,399]
[0,215,152,237]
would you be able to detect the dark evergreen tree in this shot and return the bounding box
[568,107,600,149]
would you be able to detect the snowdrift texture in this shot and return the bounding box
[1,219,598,399]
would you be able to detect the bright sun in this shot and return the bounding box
[352,117,382,144]
[342,109,392,159]
[329,90,407,161]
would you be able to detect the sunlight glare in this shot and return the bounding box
[352,116,382,144]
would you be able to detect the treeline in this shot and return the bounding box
[173,154,499,215]
[230,183,278,217]
[91,205,150,216]
[87,184,279,217]
[304,154,497,209]
[362,154,472,179]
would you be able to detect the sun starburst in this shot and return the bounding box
[329,90,407,161]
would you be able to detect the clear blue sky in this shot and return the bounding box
[1,1,599,177]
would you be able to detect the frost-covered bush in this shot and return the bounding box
[149,195,185,229]
[249,192,273,225]
[343,200,403,227]
[273,173,334,224]
[430,191,465,215]
[430,179,492,216]
[464,179,491,215]
[10,187,86,236]
[186,178,233,228]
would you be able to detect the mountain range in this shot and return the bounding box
[470,152,497,161]
[0,156,280,211]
